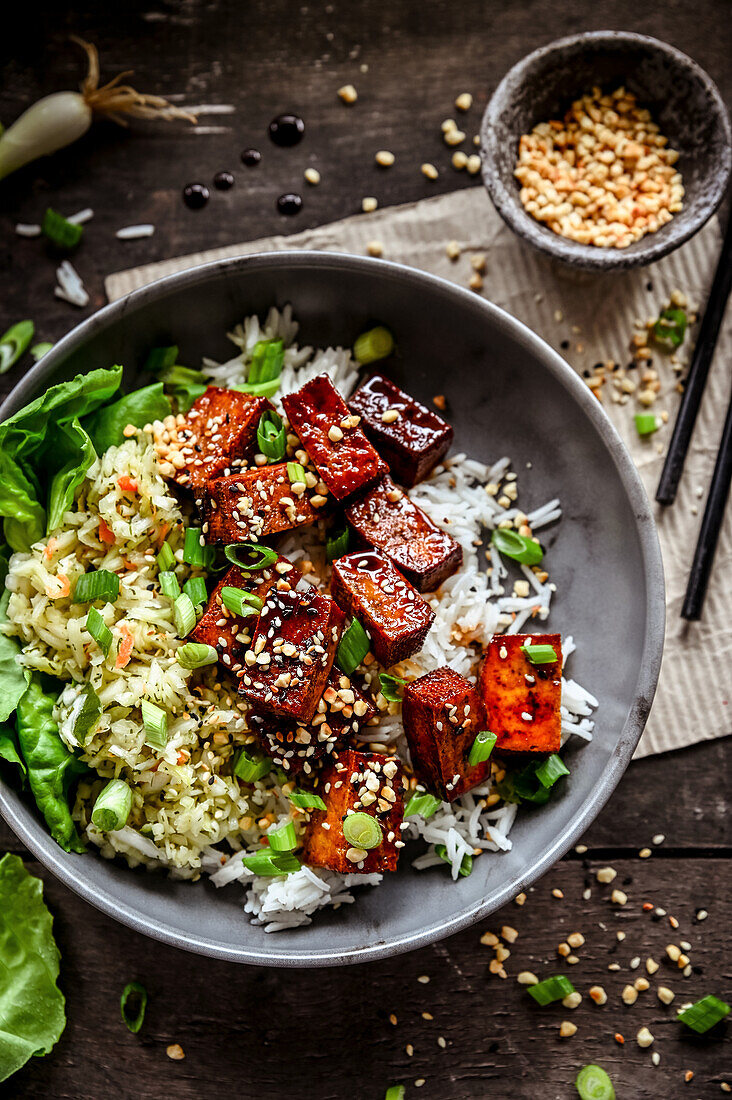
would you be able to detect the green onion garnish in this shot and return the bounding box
[41,207,83,250]
[404,792,442,819]
[491,528,543,565]
[248,338,285,385]
[176,642,218,669]
[384,1088,405,1100]
[527,975,575,1005]
[183,576,208,607]
[575,1064,615,1100]
[326,525,351,562]
[91,778,133,832]
[144,345,178,372]
[353,325,394,364]
[521,643,558,665]
[435,844,473,877]
[289,789,327,811]
[72,569,120,604]
[241,850,301,877]
[72,684,102,743]
[173,592,196,637]
[183,527,206,566]
[86,606,113,656]
[120,981,148,1034]
[30,341,53,361]
[234,378,282,399]
[336,617,370,676]
[677,994,730,1033]
[268,821,298,852]
[159,364,204,386]
[496,762,553,805]
[221,586,263,618]
[535,753,570,789]
[234,749,271,784]
[378,672,406,703]
[653,307,687,349]
[0,320,34,374]
[287,461,306,485]
[634,413,659,437]
[342,812,383,850]
[141,700,168,750]
[468,730,497,766]
[224,542,279,571]
[256,410,287,462]
[156,541,176,572]
[158,571,180,600]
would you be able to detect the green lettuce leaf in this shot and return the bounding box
[45,419,97,535]
[0,853,66,1082]
[0,589,27,724]
[0,724,24,775]
[82,382,171,453]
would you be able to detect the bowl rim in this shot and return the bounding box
[0,250,666,966]
[480,29,732,271]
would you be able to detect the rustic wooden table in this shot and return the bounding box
[1,2,730,1097]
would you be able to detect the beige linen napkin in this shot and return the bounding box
[105,189,732,758]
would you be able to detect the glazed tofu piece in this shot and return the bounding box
[330,550,435,667]
[302,749,405,874]
[348,373,453,487]
[190,556,301,674]
[345,475,462,592]
[201,464,321,543]
[479,633,562,754]
[402,667,490,801]
[249,669,377,776]
[156,386,272,492]
[237,587,345,723]
[281,374,387,501]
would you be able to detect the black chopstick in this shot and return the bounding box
[681,384,732,620]
[656,209,732,506]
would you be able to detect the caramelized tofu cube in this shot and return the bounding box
[345,475,462,592]
[402,667,490,800]
[330,550,434,667]
[281,374,387,501]
[302,749,404,874]
[238,587,345,723]
[348,373,453,487]
[201,464,320,543]
[190,556,300,673]
[480,633,562,754]
[157,386,272,492]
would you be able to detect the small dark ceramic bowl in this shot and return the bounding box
[481,32,732,271]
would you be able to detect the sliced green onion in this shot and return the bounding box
[491,528,543,565]
[326,525,351,562]
[575,1064,616,1100]
[256,410,287,462]
[41,207,83,250]
[435,844,472,877]
[156,541,175,572]
[336,617,370,675]
[521,643,558,664]
[183,576,207,607]
[144,345,178,372]
[677,995,730,1033]
[496,762,552,805]
[241,850,301,877]
[72,569,120,604]
[234,378,282,399]
[224,542,279,571]
[535,753,570,789]
[72,684,101,743]
[468,730,497,766]
[158,570,180,600]
[183,527,206,566]
[30,341,53,361]
[221,586,263,618]
[353,325,394,364]
[234,749,271,783]
[527,975,575,1005]
[635,413,659,437]
[120,981,148,1034]
[385,1088,405,1100]
[287,461,306,484]
[268,821,298,852]
[342,812,382,850]
[176,642,218,669]
[248,338,285,385]
[404,792,442,819]
[289,789,327,811]
[91,778,133,832]
[653,307,687,349]
[173,592,196,637]
[86,605,113,656]
[378,672,406,703]
[159,364,204,386]
[141,700,168,750]
[0,320,35,373]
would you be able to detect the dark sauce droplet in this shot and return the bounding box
[277,192,303,216]
[183,183,209,210]
[213,171,235,190]
[269,113,305,147]
[241,148,261,167]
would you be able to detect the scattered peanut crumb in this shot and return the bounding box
[658,986,675,1004]
[362,196,378,213]
[466,154,481,175]
[337,84,358,104]
[639,847,652,858]
[166,1044,185,1061]
[636,1026,654,1048]
[611,889,628,905]
[589,986,607,1006]
[468,273,483,292]
[514,892,526,906]
[366,241,384,257]
[596,866,617,884]
[455,92,473,112]
[559,1020,578,1038]
[446,240,461,261]
[304,167,321,185]
[471,253,487,273]
[551,888,564,899]
[421,162,439,180]
[432,394,446,410]
[517,971,538,985]
[375,150,395,168]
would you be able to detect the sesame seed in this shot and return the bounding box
[361,196,378,213]
[304,167,321,185]
[421,162,439,180]
[375,150,395,167]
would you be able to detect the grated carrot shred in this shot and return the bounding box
[98,517,115,544]
[43,537,59,561]
[156,522,170,549]
[45,573,70,599]
[115,623,134,668]
[117,475,138,492]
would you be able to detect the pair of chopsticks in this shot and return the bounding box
[656,208,732,620]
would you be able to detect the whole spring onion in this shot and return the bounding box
[575,1064,616,1100]
[72,568,120,604]
[91,778,133,832]
[183,576,207,607]
[326,525,351,562]
[144,345,178,372]
[176,642,218,669]
[183,527,206,566]
[41,207,84,250]
[336,617,370,675]
[468,730,497,766]
[173,592,196,637]
[221,586,263,618]
[0,38,196,184]
[527,975,575,1005]
[0,321,35,373]
[491,527,543,565]
[521,643,558,665]
[224,542,279,571]
[31,341,54,361]
[435,844,472,877]
[256,410,287,462]
[677,994,730,1033]
[378,672,406,703]
[86,605,113,656]
[404,792,442,819]
[242,850,300,877]
[653,307,687,349]
[535,753,570,789]
[158,570,180,600]
[267,821,298,852]
[234,749,271,783]
[71,683,102,743]
[342,812,382,850]
[120,981,148,1034]
[141,700,167,749]
[289,789,327,811]
[635,413,659,437]
[353,325,394,364]
[287,461,306,485]
[156,541,176,572]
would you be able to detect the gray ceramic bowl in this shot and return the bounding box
[0,252,664,965]
[481,31,732,271]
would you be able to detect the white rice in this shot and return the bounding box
[55,260,89,307]
[15,223,41,237]
[116,224,156,240]
[66,208,94,225]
